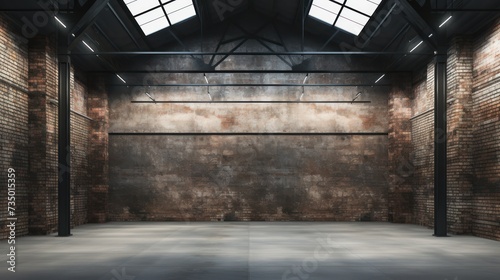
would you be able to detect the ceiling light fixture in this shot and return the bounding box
[410,40,423,53]
[82,40,95,52]
[375,74,385,83]
[116,74,126,84]
[428,33,433,38]
[439,16,452,28]
[54,16,67,28]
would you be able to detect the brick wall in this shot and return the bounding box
[108,46,390,221]
[27,37,93,235]
[27,36,59,234]
[471,19,500,240]
[88,77,109,223]
[411,63,434,228]
[447,37,474,234]
[388,74,413,223]
[410,20,500,240]
[0,13,93,239]
[71,73,92,226]
[0,16,29,239]
[109,134,388,222]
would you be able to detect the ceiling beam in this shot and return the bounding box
[396,0,438,50]
[93,70,407,74]
[68,0,110,50]
[72,51,433,56]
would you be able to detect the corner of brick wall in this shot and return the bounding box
[27,36,59,235]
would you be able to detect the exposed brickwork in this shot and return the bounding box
[87,78,109,223]
[471,19,500,240]
[0,16,29,239]
[27,36,59,235]
[71,73,91,227]
[410,20,500,240]
[109,135,388,222]
[447,37,474,234]
[1,12,93,239]
[411,63,434,228]
[388,75,413,223]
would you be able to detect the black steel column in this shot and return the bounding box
[434,50,447,237]
[58,51,71,237]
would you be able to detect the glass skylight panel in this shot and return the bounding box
[345,0,379,16]
[163,0,196,25]
[309,0,341,24]
[123,0,197,36]
[308,0,382,36]
[335,17,364,36]
[125,0,160,16]
[134,7,170,36]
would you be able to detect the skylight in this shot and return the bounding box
[123,0,197,36]
[309,0,382,36]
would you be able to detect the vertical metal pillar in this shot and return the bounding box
[434,50,447,237]
[58,50,71,237]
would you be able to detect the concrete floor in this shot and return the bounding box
[1,222,500,280]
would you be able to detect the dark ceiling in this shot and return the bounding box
[1,0,499,84]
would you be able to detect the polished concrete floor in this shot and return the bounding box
[1,222,500,280]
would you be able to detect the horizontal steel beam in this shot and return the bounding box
[109,132,389,136]
[112,83,390,87]
[431,9,500,12]
[94,70,407,74]
[131,101,371,104]
[70,51,433,56]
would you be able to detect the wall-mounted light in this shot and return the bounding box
[439,16,452,28]
[145,87,156,103]
[300,73,309,101]
[351,92,362,104]
[303,73,309,84]
[54,16,66,28]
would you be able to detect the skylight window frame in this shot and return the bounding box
[308,0,383,36]
[123,0,197,36]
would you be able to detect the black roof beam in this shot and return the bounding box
[396,0,437,50]
[68,0,110,50]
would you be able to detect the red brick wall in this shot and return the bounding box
[447,37,474,234]
[0,16,29,239]
[388,74,413,223]
[0,14,93,238]
[71,72,92,226]
[471,19,500,240]
[88,77,109,223]
[411,64,434,228]
[27,36,59,235]
[410,20,500,240]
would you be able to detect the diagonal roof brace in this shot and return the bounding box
[68,0,110,50]
[396,0,438,50]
